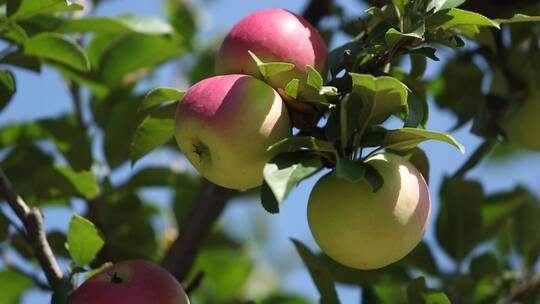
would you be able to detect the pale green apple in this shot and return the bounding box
[506,91,540,151]
[308,153,431,270]
[175,74,291,190]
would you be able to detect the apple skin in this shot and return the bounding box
[307,153,431,270]
[216,8,328,100]
[175,74,291,190]
[506,92,540,151]
[69,260,190,304]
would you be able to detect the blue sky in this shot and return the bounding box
[2,0,540,303]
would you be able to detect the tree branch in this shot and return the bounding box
[161,182,236,282]
[302,0,334,27]
[0,168,64,289]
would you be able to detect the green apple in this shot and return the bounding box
[175,74,291,190]
[69,260,190,304]
[308,153,431,270]
[506,91,540,151]
[216,8,328,100]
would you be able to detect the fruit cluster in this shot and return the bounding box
[175,8,431,271]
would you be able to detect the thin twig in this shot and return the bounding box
[0,168,64,289]
[161,182,236,282]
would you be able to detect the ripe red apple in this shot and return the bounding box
[217,8,328,100]
[175,74,291,190]
[69,260,190,304]
[308,153,431,270]
[506,91,540,151]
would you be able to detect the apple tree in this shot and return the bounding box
[1,0,540,303]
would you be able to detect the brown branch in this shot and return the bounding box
[0,168,64,289]
[161,182,236,282]
[302,0,334,27]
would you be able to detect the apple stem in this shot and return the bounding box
[109,272,123,284]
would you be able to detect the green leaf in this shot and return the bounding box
[100,192,158,261]
[480,187,531,243]
[320,254,410,286]
[404,147,430,184]
[400,242,439,275]
[190,248,252,302]
[429,59,484,128]
[385,24,424,50]
[364,163,384,193]
[306,65,324,90]
[436,178,484,261]
[97,33,184,87]
[0,50,41,72]
[0,115,92,170]
[494,14,540,24]
[248,51,295,78]
[1,144,98,202]
[335,159,366,182]
[263,151,322,204]
[408,47,440,61]
[260,181,280,214]
[285,78,300,99]
[426,8,499,29]
[267,136,336,155]
[0,69,16,112]
[103,97,148,169]
[24,33,90,72]
[291,239,339,304]
[164,0,196,46]
[0,270,33,304]
[7,0,83,20]
[0,18,28,43]
[67,214,105,267]
[349,73,409,124]
[130,102,177,164]
[455,25,496,51]
[382,128,465,153]
[407,277,451,304]
[469,252,499,280]
[56,16,175,35]
[410,54,427,79]
[427,0,466,12]
[47,231,69,257]
[140,87,184,112]
[511,197,540,267]
[52,167,99,199]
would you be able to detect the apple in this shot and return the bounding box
[307,153,431,270]
[175,74,291,190]
[506,91,540,151]
[69,260,190,304]
[216,8,328,100]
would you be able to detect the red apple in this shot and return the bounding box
[217,8,328,100]
[70,260,190,304]
[175,74,291,190]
